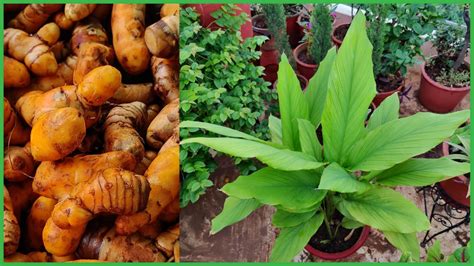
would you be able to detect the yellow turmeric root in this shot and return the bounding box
[159,197,179,224]
[4,56,31,89]
[8,4,63,33]
[155,224,179,257]
[104,102,148,162]
[6,179,38,221]
[4,186,20,256]
[4,28,58,76]
[4,143,34,182]
[25,196,58,250]
[115,145,179,235]
[65,4,97,21]
[36,22,61,46]
[50,41,71,62]
[111,4,150,75]
[145,16,178,58]
[110,83,155,104]
[151,56,179,103]
[4,98,30,146]
[70,18,109,55]
[74,43,114,85]
[160,4,179,17]
[146,99,179,149]
[54,12,75,30]
[33,151,136,201]
[146,104,161,126]
[30,56,77,92]
[43,168,150,256]
[135,150,158,175]
[30,107,87,161]
[78,226,166,262]
[5,253,33,262]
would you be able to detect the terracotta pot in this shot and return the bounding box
[296,13,308,45]
[293,42,317,80]
[188,4,253,39]
[372,84,404,107]
[286,11,302,48]
[332,23,350,48]
[253,14,279,83]
[418,62,470,113]
[305,226,371,260]
[439,142,470,208]
[273,74,309,91]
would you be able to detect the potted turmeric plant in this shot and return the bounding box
[182,13,470,261]
[418,7,470,113]
[293,4,332,79]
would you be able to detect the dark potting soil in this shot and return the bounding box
[333,24,350,42]
[425,56,470,88]
[308,212,363,253]
[284,4,303,17]
[297,48,316,65]
[253,16,267,29]
[419,144,443,159]
[376,75,403,93]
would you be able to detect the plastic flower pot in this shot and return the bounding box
[439,142,470,208]
[293,42,317,80]
[273,74,308,91]
[372,84,404,107]
[187,4,253,39]
[332,23,350,49]
[252,14,279,83]
[418,62,470,113]
[286,10,302,48]
[305,226,371,260]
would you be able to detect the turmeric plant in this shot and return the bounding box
[182,13,470,262]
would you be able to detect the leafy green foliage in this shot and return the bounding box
[261,4,295,68]
[182,12,470,261]
[180,5,275,206]
[211,197,262,234]
[308,4,332,65]
[401,240,470,262]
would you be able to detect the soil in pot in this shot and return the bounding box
[424,56,470,88]
[293,43,317,80]
[376,75,403,93]
[308,211,363,254]
[332,24,350,46]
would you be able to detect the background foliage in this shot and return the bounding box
[180,4,275,206]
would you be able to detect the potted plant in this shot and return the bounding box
[418,8,470,113]
[283,4,304,48]
[401,240,470,262]
[439,123,470,208]
[187,4,253,39]
[331,4,356,48]
[182,13,470,261]
[293,4,332,79]
[365,4,442,106]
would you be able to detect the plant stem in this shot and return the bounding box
[322,207,334,240]
[453,8,470,70]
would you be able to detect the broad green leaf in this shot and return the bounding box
[181,137,323,171]
[458,135,470,155]
[269,212,324,262]
[269,115,283,145]
[347,110,470,171]
[276,201,322,214]
[318,163,372,193]
[297,119,322,161]
[222,167,326,210]
[341,216,364,229]
[384,231,420,261]
[181,120,261,142]
[322,13,376,164]
[272,208,316,228]
[367,93,399,131]
[211,197,262,234]
[305,47,337,127]
[338,187,430,233]
[426,240,443,262]
[276,54,309,151]
[375,158,470,186]
[447,242,470,262]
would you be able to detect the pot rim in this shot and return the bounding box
[305,225,371,260]
[421,61,470,92]
[251,14,270,36]
[293,42,317,69]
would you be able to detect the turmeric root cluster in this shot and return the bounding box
[4,3,180,262]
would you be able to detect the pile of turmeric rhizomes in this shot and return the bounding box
[3,3,179,262]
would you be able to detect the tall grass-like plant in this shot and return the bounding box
[182,13,470,262]
[308,4,332,65]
